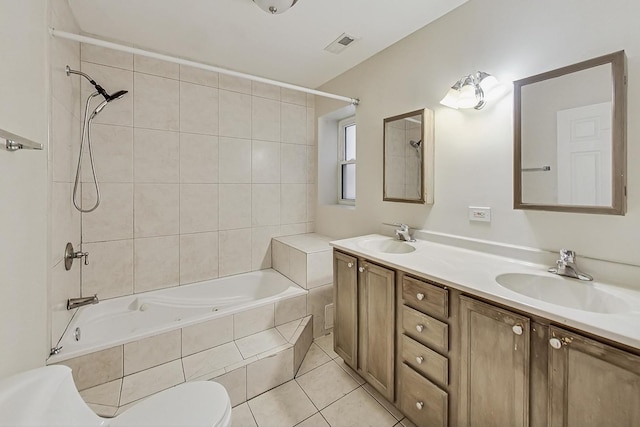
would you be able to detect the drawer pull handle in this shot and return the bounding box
[416,324,424,333]
[416,292,425,301]
[416,401,424,410]
[416,356,424,364]
[358,266,365,273]
[512,325,523,336]
[347,262,353,268]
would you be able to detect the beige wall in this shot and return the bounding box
[0,0,49,378]
[316,0,640,268]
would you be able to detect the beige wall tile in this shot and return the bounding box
[306,107,316,146]
[120,359,185,405]
[281,144,307,183]
[219,228,252,277]
[180,133,218,183]
[180,184,218,233]
[182,342,243,381]
[281,88,307,106]
[50,183,80,267]
[271,240,290,277]
[80,62,133,126]
[133,128,179,183]
[305,223,316,233]
[179,232,219,285]
[182,315,232,356]
[219,90,251,139]
[81,43,133,70]
[218,184,251,230]
[179,81,218,135]
[307,250,332,289]
[82,239,134,299]
[134,55,179,79]
[281,103,307,144]
[307,184,317,222]
[289,248,307,287]
[213,367,247,407]
[134,235,179,292]
[280,223,307,236]
[251,139,280,184]
[82,183,133,242]
[179,65,218,87]
[307,284,333,338]
[134,184,179,237]
[246,347,294,399]
[219,137,251,183]
[219,74,251,94]
[281,184,307,225]
[296,343,331,377]
[123,329,181,375]
[81,124,133,183]
[233,304,274,339]
[57,346,123,391]
[252,97,280,142]
[276,319,302,342]
[293,317,313,374]
[251,226,280,270]
[51,100,77,183]
[275,295,307,326]
[236,329,287,359]
[252,184,280,227]
[50,259,80,347]
[79,378,122,406]
[51,39,80,119]
[134,73,179,130]
[252,81,280,100]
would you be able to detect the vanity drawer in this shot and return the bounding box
[402,276,448,319]
[401,334,448,388]
[399,363,448,427]
[402,305,448,352]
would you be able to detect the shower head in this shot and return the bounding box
[409,139,422,149]
[66,65,128,103]
[89,90,128,120]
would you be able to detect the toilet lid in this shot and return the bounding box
[110,381,231,427]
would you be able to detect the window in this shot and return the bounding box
[338,117,356,203]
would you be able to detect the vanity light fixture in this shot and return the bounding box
[253,0,298,14]
[440,71,503,110]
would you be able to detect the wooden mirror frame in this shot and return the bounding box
[383,108,434,204]
[513,51,627,215]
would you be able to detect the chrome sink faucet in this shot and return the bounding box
[394,223,415,242]
[548,249,593,281]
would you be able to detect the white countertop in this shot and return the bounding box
[331,234,640,350]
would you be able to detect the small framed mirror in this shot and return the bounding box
[514,51,627,215]
[383,108,434,204]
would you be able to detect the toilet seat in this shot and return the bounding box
[111,381,232,427]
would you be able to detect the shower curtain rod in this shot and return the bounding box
[50,29,360,106]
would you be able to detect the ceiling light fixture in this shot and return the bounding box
[440,71,504,110]
[253,0,299,15]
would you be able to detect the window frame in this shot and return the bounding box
[338,116,356,204]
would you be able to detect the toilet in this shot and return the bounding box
[0,365,232,427]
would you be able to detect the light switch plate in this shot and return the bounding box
[469,206,491,222]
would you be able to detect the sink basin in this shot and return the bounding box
[358,238,416,254]
[495,273,631,314]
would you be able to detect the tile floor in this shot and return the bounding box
[230,333,416,427]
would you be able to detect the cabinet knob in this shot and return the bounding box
[512,325,523,336]
[358,266,365,273]
[549,338,562,349]
[416,324,424,333]
[347,262,353,268]
[416,292,425,301]
[416,356,424,364]
[416,401,424,410]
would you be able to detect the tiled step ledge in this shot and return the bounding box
[60,316,312,417]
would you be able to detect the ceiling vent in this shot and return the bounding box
[324,33,358,54]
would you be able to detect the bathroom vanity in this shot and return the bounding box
[331,235,640,427]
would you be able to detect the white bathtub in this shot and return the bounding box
[49,269,307,363]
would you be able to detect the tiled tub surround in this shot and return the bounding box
[49,40,319,346]
[272,233,334,338]
[53,311,312,417]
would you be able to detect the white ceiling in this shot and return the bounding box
[67,0,467,88]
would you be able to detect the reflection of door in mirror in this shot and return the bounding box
[520,63,612,206]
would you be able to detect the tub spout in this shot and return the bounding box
[67,294,99,310]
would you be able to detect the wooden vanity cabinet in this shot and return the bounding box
[333,250,395,401]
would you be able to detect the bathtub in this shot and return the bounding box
[49,269,307,363]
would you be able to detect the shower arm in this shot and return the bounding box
[65,65,109,100]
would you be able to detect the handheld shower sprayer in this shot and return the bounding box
[409,139,422,149]
[66,65,128,213]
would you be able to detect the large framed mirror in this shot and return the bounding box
[383,108,434,204]
[514,51,627,215]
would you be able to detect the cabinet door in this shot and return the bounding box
[459,296,530,427]
[333,251,358,369]
[360,262,395,400]
[548,326,640,427]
